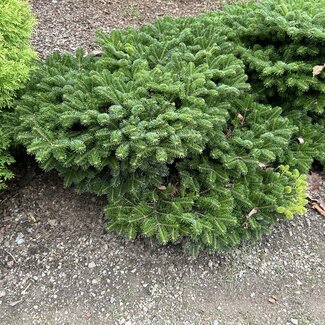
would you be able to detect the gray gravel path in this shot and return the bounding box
[0,172,324,324]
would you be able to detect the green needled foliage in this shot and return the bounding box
[208,0,325,170]
[16,13,309,254]
[0,0,36,189]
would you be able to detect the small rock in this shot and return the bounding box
[125,321,132,325]
[15,233,25,245]
[200,270,208,279]
[268,298,276,304]
[91,50,103,57]
[7,260,14,268]
[291,319,298,325]
[237,270,245,279]
[48,219,58,227]
[0,290,6,298]
[88,262,96,269]
[27,212,37,223]
[214,320,219,325]
[92,279,99,285]
[84,310,92,318]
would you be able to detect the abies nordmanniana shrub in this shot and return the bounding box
[0,0,36,189]
[16,14,308,254]
[209,0,325,171]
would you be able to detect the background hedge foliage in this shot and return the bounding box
[214,0,325,171]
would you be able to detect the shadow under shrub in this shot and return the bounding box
[0,0,36,189]
[16,10,310,253]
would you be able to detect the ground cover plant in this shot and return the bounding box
[0,0,36,189]
[15,0,323,254]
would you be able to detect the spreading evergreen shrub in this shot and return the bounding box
[0,0,36,188]
[208,0,325,171]
[16,14,309,254]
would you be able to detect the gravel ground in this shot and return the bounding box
[0,170,324,325]
[30,0,226,58]
[0,0,325,324]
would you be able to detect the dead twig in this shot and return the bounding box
[308,197,325,218]
[21,282,32,295]
[3,249,17,263]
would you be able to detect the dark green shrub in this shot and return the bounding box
[208,0,325,171]
[0,0,36,188]
[16,15,308,254]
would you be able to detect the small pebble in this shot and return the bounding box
[88,262,96,269]
[15,233,25,245]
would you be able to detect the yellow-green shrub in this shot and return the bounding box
[0,0,36,188]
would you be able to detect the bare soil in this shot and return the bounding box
[0,0,324,324]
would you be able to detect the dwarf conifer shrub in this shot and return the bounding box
[16,15,309,253]
[208,0,325,171]
[0,0,36,188]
